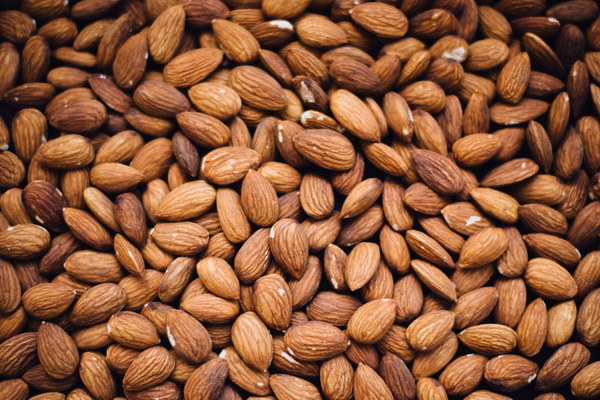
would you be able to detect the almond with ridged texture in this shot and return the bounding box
[63,208,112,251]
[410,9,459,40]
[172,132,200,177]
[306,291,361,327]
[398,50,431,87]
[220,344,271,395]
[320,355,354,400]
[481,158,539,187]
[330,57,383,95]
[0,332,38,378]
[78,352,116,400]
[151,222,209,256]
[465,39,509,71]
[88,74,132,114]
[383,92,414,142]
[344,242,380,291]
[156,180,215,221]
[258,161,302,193]
[268,219,309,279]
[183,358,228,400]
[416,377,447,400]
[347,299,396,344]
[411,259,457,302]
[0,224,51,260]
[70,283,127,326]
[330,89,380,142]
[262,0,310,19]
[147,5,185,64]
[483,354,539,392]
[0,42,19,98]
[576,288,600,347]
[490,99,549,125]
[123,346,175,391]
[47,99,106,134]
[133,79,190,118]
[37,322,79,379]
[188,82,241,120]
[217,188,252,245]
[166,309,211,364]
[90,163,145,193]
[516,298,548,357]
[350,2,408,39]
[0,10,35,44]
[0,151,25,189]
[453,134,501,167]
[213,19,259,64]
[339,178,382,219]
[270,374,321,400]
[469,188,519,225]
[196,257,239,300]
[228,66,287,111]
[177,111,231,149]
[536,342,590,391]
[163,48,223,87]
[0,260,20,314]
[497,52,531,103]
[524,258,578,300]
[201,146,262,185]
[406,229,455,269]
[284,320,348,361]
[407,310,455,352]
[0,379,29,400]
[523,234,580,267]
[95,129,144,165]
[180,0,229,28]
[477,6,512,42]
[231,311,272,371]
[571,360,600,399]
[241,170,279,227]
[11,108,47,163]
[439,354,488,397]
[113,234,145,276]
[494,277,527,329]
[412,149,465,196]
[64,251,123,284]
[299,172,335,220]
[37,135,95,169]
[112,33,147,90]
[353,363,393,400]
[114,192,147,247]
[451,287,498,330]
[295,13,347,48]
[411,331,458,378]
[400,81,446,114]
[293,129,355,171]
[21,282,75,320]
[457,227,508,269]
[253,274,292,331]
[458,324,518,355]
[107,311,160,350]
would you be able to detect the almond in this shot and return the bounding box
[347,298,396,344]
[406,310,455,352]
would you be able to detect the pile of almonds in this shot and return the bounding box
[1,0,600,399]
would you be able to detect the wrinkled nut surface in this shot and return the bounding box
[0,0,599,399]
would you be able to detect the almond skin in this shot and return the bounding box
[406,310,455,352]
[293,129,355,171]
[284,320,349,361]
[412,149,465,195]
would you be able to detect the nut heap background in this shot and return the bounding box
[0,0,600,399]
